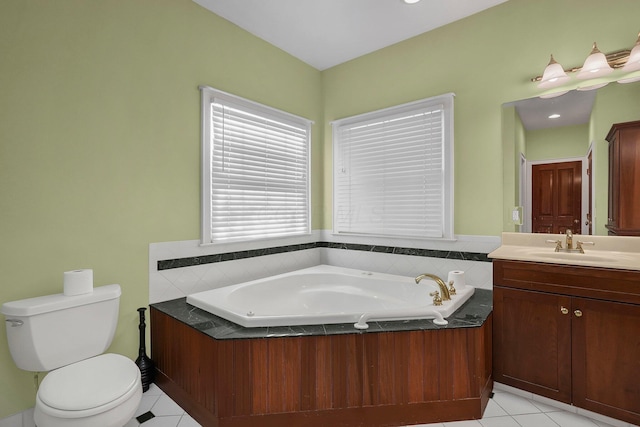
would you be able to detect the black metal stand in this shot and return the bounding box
[135,307,155,392]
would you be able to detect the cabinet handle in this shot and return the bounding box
[560,306,569,315]
[574,309,583,317]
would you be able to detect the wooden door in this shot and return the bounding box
[572,297,640,425]
[493,286,572,403]
[532,161,582,234]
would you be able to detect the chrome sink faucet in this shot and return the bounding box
[415,273,452,301]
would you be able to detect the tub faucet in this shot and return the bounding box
[415,273,451,301]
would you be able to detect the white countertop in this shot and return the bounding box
[488,232,640,271]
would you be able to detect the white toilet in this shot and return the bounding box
[1,284,143,427]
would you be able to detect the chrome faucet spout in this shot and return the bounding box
[415,273,451,301]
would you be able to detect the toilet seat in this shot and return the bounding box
[36,353,141,418]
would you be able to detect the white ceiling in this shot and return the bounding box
[193,0,510,70]
[507,90,596,131]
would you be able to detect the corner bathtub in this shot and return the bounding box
[186,265,474,329]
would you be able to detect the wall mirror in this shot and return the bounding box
[502,81,640,236]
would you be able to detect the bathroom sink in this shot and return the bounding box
[500,246,638,267]
[489,232,640,272]
[531,251,619,263]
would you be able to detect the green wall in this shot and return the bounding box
[322,0,640,235]
[2,0,640,419]
[525,124,589,162]
[0,0,322,417]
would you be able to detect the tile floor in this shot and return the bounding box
[126,383,639,427]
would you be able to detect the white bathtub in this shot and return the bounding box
[186,265,474,329]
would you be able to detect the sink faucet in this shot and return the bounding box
[565,229,573,250]
[415,273,451,301]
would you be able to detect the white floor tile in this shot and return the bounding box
[491,392,542,415]
[479,416,522,427]
[151,395,185,417]
[512,413,561,427]
[576,407,630,427]
[531,395,575,413]
[443,420,483,427]
[0,413,21,427]
[135,393,162,417]
[546,411,601,427]
[143,416,184,427]
[177,414,202,427]
[145,383,164,396]
[482,399,509,418]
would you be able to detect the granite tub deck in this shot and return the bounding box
[150,289,493,427]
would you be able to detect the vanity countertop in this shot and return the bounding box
[150,288,492,340]
[489,232,640,271]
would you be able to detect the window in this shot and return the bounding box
[200,86,312,244]
[332,93,454,240]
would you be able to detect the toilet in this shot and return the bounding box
[1,284,142,427]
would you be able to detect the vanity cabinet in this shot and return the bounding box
[606,120,640,236]
[493,260,640,425]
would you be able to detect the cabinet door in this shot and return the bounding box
[572,298,640,425]
[607,135,619,230]
[493,287,572,402]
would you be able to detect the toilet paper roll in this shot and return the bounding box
[447,270,466,290]
[63,269,94,296]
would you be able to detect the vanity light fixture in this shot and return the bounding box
[532,32,640,95]
[403,0,421,4]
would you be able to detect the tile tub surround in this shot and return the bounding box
[150,232,499,304]
[150,288,493,339]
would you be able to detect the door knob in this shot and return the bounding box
[574,309,583,317]
[560,306,569,315]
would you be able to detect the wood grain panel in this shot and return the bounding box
[572,298,640,425]
[249,339,268,414]
[151,308,492,427]
[313,336,332,410]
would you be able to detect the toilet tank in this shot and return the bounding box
[1,284,121,372]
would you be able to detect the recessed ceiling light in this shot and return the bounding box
[403,0,421,4]
[549,113,561,119]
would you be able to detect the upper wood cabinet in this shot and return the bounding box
[606,120,640,235]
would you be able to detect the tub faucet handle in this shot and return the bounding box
[447,280,456,296]
[429,291,443,306]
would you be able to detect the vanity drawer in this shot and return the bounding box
[493,260,640,305]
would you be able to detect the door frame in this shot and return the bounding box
[524,155,589,234]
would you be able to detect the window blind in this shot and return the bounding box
[202,89,311,244]
[333,95,453,239]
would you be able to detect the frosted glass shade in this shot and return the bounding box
[621,37,640,72]
[538,55,570,89]
[577,43,613,79]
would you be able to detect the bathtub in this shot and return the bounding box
[186,265,474,329]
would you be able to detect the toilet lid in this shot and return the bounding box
[38,353,140,411]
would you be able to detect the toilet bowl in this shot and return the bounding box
[34,354,142,427]
[1,284,143,427]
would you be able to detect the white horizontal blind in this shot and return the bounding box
[333,94,453,239]
[202,88,311,244]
